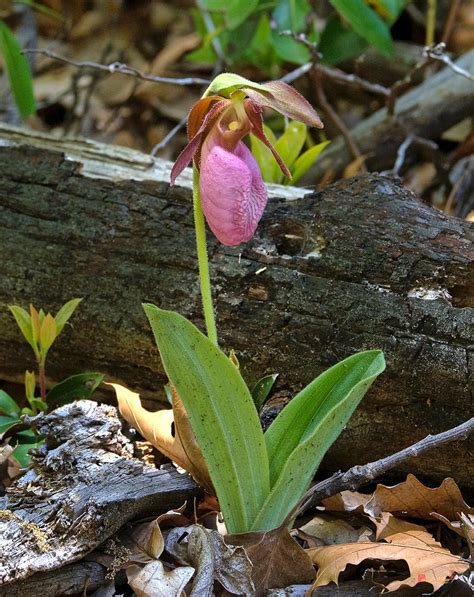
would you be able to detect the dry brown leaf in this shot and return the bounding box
[373,512,429,542]
[298,515,373,546]
[112,383,213,492]
[126,561,194,597]
[165,524,254,596]
[122,519,165,565]
[364,474,473,521]
[308,528,469,592]
[226,525,316,596]
[322,490,370,513]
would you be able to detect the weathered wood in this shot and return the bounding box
[0,562,107,597]
[312,49,474,178]
[0,124,472,489]
[0,401,199,587]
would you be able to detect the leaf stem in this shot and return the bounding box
[38,358,46,403]
[193,167,218,346]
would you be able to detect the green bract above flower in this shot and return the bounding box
[171,75,323,246]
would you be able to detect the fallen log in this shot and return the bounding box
[0,123,472,489]
[0,401,199,588]
[312,48,474,178]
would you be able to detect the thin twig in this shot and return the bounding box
[312,68,366,168]
[297,417,474,517]
[151,116,187,156]
[424,43,474,82]
[386,56,432,116]
[441,0,461,45]
[22,48,210,86]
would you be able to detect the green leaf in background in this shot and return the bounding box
[252,350,385,530]
[144,305,270,535]
[245,14,280,78]
[270,0,311,65]
[0,390,21,417]
[251,374,278,413]
[200,0,259,30]
[272,120,307,183]
[250,123,278,183]
[11,436,44,468]
[46,372,104,408]
[0,21,36,119]
[0,415,21,435]
[319,16,368,65]
[290,140,330,184]
[54,297,82,334]
[371,0,408,23]
[329,0,393,57]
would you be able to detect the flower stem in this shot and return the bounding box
[193,167,218,346]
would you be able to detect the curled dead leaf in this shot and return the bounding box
[165,524,254,596]
[227,525,315,596]
[111,383,213,493]
[126,561,194,597]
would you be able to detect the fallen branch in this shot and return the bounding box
[298,418,474,515]
[311,48,474,178]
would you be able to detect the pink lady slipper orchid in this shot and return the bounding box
[171,74,323,246]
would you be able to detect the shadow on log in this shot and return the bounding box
[0,123,472,489]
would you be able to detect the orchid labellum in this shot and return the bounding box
[171,74,323,246]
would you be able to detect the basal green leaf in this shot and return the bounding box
[46,372,104,408]
[0,21,36,119]
[54,297,82,334]
[329,0,393,57]
[0,390,21,417]
[290,140,330,183]
[272,120,307,182]
[144,305,270,534]
[8,305,35,352]
[252,350,385,530]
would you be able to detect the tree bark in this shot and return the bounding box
[0,123,472,489]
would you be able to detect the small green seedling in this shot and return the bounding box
[1,299,103,466]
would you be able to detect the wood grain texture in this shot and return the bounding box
[0,401,199,587]
[0,124,472,489]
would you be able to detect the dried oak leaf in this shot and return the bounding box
[165,524,254,596]
[226,525,316,596]
[307,527,469,593]
[364,474,473,521]
[112,383,213,492]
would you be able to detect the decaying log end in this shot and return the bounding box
[0,401,199,588]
